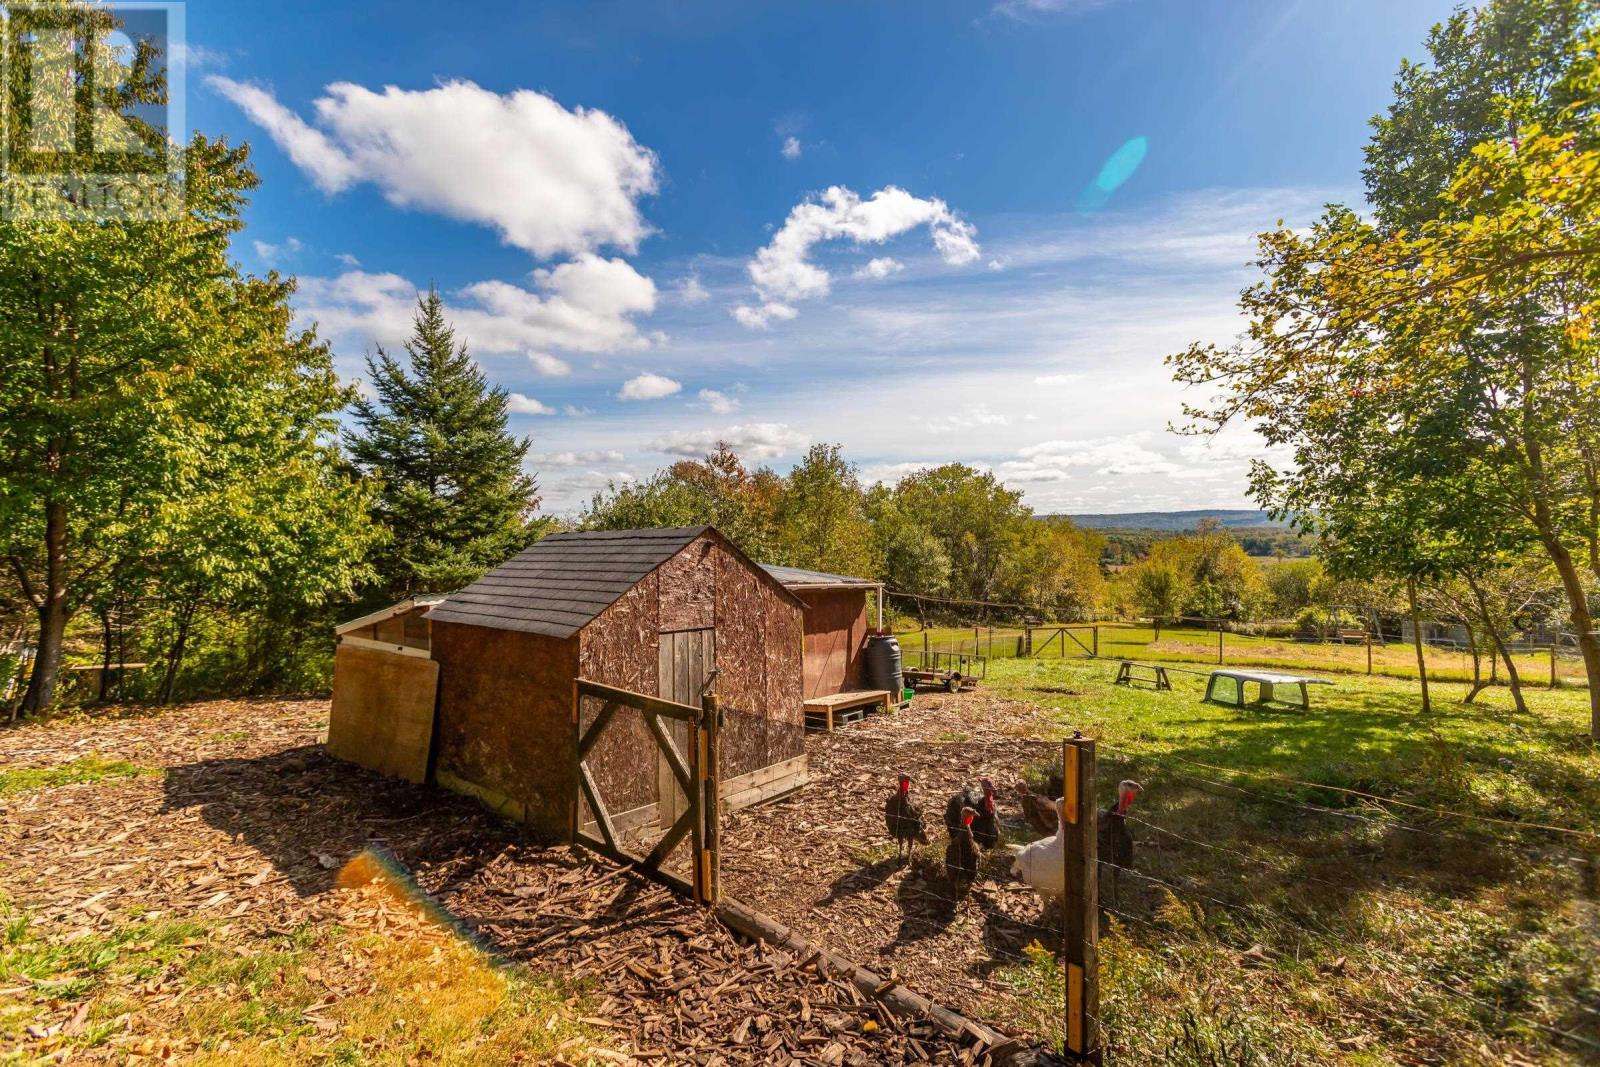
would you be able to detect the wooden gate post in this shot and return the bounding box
[701,693,721,904]
[1061,733,1101,1063]
[1092,625,1099,659]
[687,705,707,904]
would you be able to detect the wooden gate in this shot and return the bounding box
[658,629,714,827]
[572,677,721,904]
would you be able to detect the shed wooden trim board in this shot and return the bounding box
[334,595,447,636]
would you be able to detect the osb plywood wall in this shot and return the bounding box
[582,533,804,797]
[326,643,439,784]
[658,538,715,632]
[578,577,661,816]
[712,542,804,774]
[763,581,805,764]
[432,622,577,836]
[795,588,868,699]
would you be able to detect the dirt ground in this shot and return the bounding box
[721,692,1074,1041]
[0,698,1011,1065]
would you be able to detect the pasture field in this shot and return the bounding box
[895,620,1591,687]
[976,656,1600,1063]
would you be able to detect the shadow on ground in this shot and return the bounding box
[162,745,519,897]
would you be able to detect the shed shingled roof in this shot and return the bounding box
[759,564,882,591]
[427,527,709,639]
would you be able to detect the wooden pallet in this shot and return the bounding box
[803,689,892,732]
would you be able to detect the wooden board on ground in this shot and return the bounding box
[803,689,891,732]
[326,643,439,784]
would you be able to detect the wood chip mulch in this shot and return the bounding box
[0,697,1029,1065]
[721,691,1074,1040]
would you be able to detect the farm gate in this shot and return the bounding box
[1028,624,1099,658]
[572,677,722,904]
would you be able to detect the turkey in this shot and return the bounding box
[883,773,930,861]
[1014,779,1060,837]
[944,806,981,888]
[1097,780,1143,906]
[944,778,1000,849]
[1009,797,1065,901]
[1009,781,1144,907]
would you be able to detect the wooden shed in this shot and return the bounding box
[760,564,884,699]
[425,526,807,840]
[326,595,445,785]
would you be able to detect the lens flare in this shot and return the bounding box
[1077,135,1148,213]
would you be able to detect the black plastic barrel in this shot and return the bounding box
[865,634,904,698]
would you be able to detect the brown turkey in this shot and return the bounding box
[883,773,930,861]
[944,806,980,889]
[1014,779,1061,837]
[1097,779,1143,906]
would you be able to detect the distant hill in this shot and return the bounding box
[1060,509,1287,532]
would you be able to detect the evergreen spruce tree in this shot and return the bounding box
[347,290,540,597]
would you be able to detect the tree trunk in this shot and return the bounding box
[1465,574,1528,715]
[1541,536,1600,738]
[97,606,113,703]
[1462,619,1486,704]
[20,502,70,716]
[1407,577,1431,714]
[158,600,197,705]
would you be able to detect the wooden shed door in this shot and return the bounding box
[658,628,714,826]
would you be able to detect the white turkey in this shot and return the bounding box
[1009,797,1065,900]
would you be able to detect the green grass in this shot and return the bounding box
[0,754,151,797]
[895,620,1590,687]
[0,889,599,1065]
[976,657,1600,1064]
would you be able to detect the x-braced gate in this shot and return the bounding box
[571,678,721,904]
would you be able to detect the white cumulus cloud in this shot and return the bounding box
[732,185,979,329]
[208,76,659,260]
[297,255,657,357]
[535,449,626,465]
[853,256,904,280]
[507,393,555,415]
[527,352,571,376]
[676,273,710,305]
[698,389,739,415]
[253,236,302,267]
[618,372,682,401]
[652,422,808,460]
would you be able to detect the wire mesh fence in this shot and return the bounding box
[891,618,1590,688]
[712,691,1600,1063]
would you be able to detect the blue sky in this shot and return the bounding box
[178,0,1462,515]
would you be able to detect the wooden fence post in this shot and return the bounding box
[688,706,707,905]
[1217,627,1224,665]
[1061,733,1100,1063]
[569,680,581,845]
[702,693,721,904]
[1025,626,1033,657]
[1366,632,1373,675]
[1092,625,1099,659]
[1551,645,1559,689]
